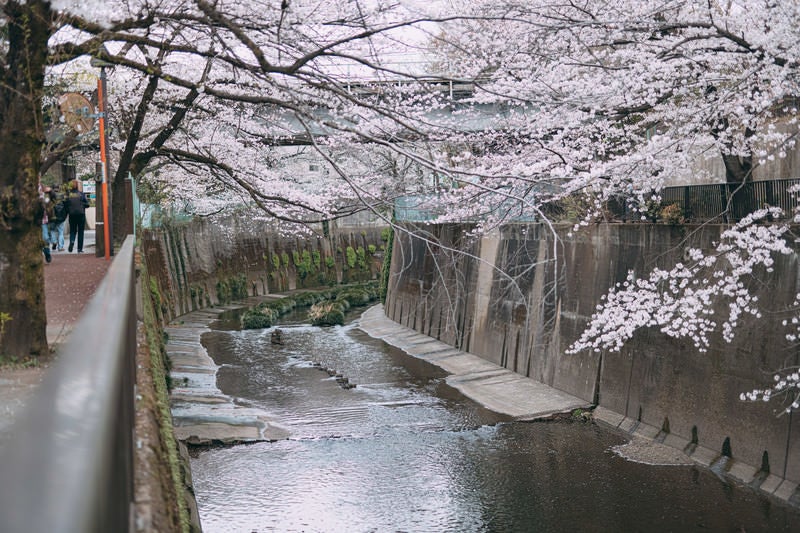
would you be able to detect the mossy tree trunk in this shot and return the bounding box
[0,1,54,358]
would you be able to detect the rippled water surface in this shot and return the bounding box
[190,310,800,532]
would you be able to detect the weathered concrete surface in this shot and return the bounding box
[386,222,800,506]
[141,217,386,321]
[166,305,290,445]
[359,305,589,419]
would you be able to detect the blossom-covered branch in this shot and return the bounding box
[568,208,792,354]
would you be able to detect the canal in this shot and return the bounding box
[189,309,800,532]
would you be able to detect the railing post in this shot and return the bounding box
[683,186,691,220]
[766,180,776,209]
[721,184,730,223]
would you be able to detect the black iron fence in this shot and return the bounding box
[625,178,800,223]
[0,236,137,533]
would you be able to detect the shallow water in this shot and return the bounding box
[189,310,800,532]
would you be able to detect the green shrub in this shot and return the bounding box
[380,227,392,242]
[242,308,277,329]
[337,288,371,307]
[230,274,248,300]
[356,246,367,269]
[216,279,231,304]
[309,302,345,326]
[281,252,290,266]
[214,274,248,304]
[293,292,325,307]
[325,256,335,269]
[149,278,162,316]
[367,244,377,255]
[346,246,357,269]
[271,253,280,270]
[264,298,296,315]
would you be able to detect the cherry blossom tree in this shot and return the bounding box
[50,1,469,232]
[2,0,799,422]
[0,0,489,357]
[420,0,800,411]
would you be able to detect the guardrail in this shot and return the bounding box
[0,236,136,533]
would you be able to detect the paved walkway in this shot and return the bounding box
[0,231,111,448]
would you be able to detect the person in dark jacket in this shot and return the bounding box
[47,187,67,251]
[66,179,89,253]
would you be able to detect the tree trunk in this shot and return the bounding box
[111,165,130,245]
[112,69,206,245]
[0,1,54,358]
[111,75,161,245]
[722,152,756,221]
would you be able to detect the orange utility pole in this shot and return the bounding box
[95,62,112,260]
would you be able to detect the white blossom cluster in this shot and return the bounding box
[37,0,800,234]
[568,208,792,354]
[781,292,800,344]
[740,369,800,414]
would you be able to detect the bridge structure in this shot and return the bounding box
[254,73,527,146]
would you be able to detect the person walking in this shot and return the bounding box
[47,187,67,252]
[66,179,89,253]
[38,184,52,263]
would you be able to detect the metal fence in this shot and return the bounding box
[0,236,137,533]
[657,178,800,222]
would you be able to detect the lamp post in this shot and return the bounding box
[91,52,113,260]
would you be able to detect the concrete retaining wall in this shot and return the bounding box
[386,222,800,499]
[141,216,387,320]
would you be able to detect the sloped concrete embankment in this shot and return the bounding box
[385,222,800,506]
[165,302,290,445]
[359,305,589,420]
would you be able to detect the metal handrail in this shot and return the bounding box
[0,236,136,533]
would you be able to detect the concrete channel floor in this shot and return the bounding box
[165,298,592,445]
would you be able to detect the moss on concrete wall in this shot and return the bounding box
[135,257,200,532]
[142,217,387,322]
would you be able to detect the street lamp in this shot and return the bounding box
[90,50,113,260]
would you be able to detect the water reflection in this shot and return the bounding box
[190,310,800,532]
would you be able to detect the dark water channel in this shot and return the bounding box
[190,309,800,532]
